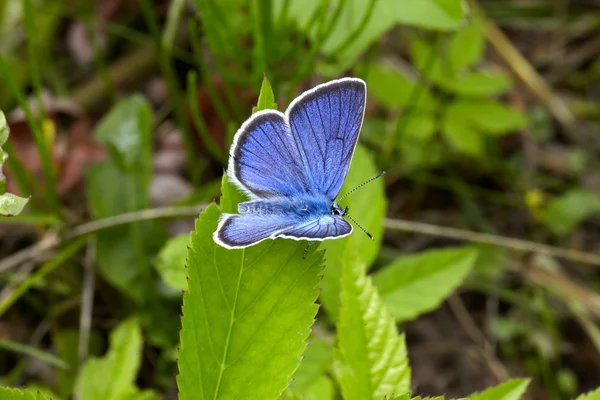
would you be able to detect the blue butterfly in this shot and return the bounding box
[214,77,382,250]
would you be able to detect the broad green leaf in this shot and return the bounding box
[252,76,278,113]
[401,113,437,143]
[576,387,600,400]
[440,69,512,97]
[0,111,29,215]
[277,0,466,73]
[291,336,333,399]
[448,18,485,72]
[177,175,323,400]
[0,192,29,216]
[470,378,530,400]
[155,234,189,291]
[334,241,410,400]
[373,247,478,322]
[75,319,159,400]
[442,113,484,157]
[366,63,437,112]
[302,376,334,400]
[446,99,527,135]
[279,389,308,400]
[94,95,153,170]
[398,0,466,30]
[0,388,52,400]
[321,145,386,320]
[539,190,600,236]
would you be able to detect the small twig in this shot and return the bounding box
[78,236,96,368]
[384,218,600,268]
[68,204,206,238]
[0,205,206,274]
[448,295,510,381]
[0,233,59,274]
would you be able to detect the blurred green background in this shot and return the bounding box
[1,0,600,399]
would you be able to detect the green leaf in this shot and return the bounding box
[366,63,438,112]
[373,247,478,322]
[0,192,29,216]
[539,190,600,236]
[94,94,153,170]
[85,95,166,304]
[75,319,159,400]
[279,389,308,400]
[0,387,52,400]
[279,0,466,73]
[470,378,530,400]
[0,111,29,215]
[333,241,410,400]
[446,99,527,135]
[320,145,386,320]
[448,18,485,72]
[252,76,278,113]
[576,387,600,400]
[177,175,323,400]
[441,112,484,157]
[401,113,437,143]
[291,336,334,399]
[301,376,334,400]
[155,234,189,291]
[398,0,466,30]
[440,69,512,97]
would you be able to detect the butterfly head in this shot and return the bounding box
[332,202,348,217]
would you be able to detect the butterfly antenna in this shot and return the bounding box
[346,214,374,241]
[337,171,386,201]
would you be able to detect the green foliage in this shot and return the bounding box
[290,336,334,400]
[275,0,466,74]
[252,76,278,113]
[576,387,600,400]
[334,241,410,400]
[373,247,478,322]
[320,145,386,320]
[0,110,29,215]
[85,95,164,301]
[0,387,52,400]
[85,96,175,348]
[155,234,189,291]
[367,18,525,166]
[470,378,530,400]
[539,190,600,236]
[75,319,159,400]
[366,63,438,112]
[177,175,323,400]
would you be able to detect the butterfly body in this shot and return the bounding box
[214,78,366,249]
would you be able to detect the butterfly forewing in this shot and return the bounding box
[286,78,366,200]
[229,110,309,198]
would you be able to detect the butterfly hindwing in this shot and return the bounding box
[229,110,309,198]
[286,78,366,200]
[276,215,352,240]
[214,214,300,249]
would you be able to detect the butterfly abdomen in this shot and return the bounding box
[238,194,331,220]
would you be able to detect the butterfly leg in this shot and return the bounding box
[303,241,316,259]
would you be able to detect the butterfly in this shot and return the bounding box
[214,77,382,250]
